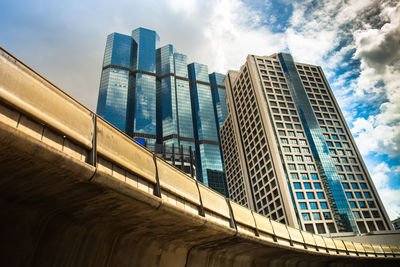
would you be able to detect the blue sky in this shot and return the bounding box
[1,0,399,219]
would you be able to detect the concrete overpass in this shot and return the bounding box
[0,47,399,266]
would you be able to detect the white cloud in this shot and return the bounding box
[370,163,400,220]
[351,1,400,159]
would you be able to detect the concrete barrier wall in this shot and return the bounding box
[0,46,399,265]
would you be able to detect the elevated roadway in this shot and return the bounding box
[0,47,399,266]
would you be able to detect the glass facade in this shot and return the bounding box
[131,28,159,142]
[189,63,225,194]
[97,33,132,132]
[210,72,228,130]
[156,45,195,150]
[278,53,357,233]
[97,27,228,195]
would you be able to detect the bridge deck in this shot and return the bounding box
[0,47,399,266]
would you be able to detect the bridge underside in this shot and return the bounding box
[0,117,395,267]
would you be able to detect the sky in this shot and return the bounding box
[1,0,399,220]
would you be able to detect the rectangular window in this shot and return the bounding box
[296,192,305,199]
[313,212,321,220]
[302,213,311,221]
[299,202,308,210]
[320,202,328,209]
[293,182,302,189]
[313,183,322,189]
[309,202,318,210]
[307,192,315,199]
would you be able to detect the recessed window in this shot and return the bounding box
[299,202,308,210]
[307,192,315,199]
[310,202,318,210]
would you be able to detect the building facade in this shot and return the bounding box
[97,27,227,195]
[221,53,392,235]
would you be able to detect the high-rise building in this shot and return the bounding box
[96,27,227,195]
[220,53,393,235]
[188,63,226,194]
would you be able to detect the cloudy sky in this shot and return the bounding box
[1,0,399,219]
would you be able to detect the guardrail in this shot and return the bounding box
[0,46,399,260]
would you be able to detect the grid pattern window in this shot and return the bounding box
[131,28,159,73]
[133,74,157,135]
[103,33,132,68]
[256,56,338,234]
[220,116,249,207]
[231,63,287,223]
[176,80,194,139]
[295,63,389,232]
[97,68,130,132]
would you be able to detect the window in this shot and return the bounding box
[351,183,359,189]
[342,183,350,189]
[283,146,291,152]
[367,201,375,208]
[310,173,318,180]
[320,202,328,209]
[358,201,366,208]
[364,192,372,199]
[301,173,309,180]
[349,201,357,208]
[346,192,354,199]
[307,192,315,199]
[293,182,302,189]
[308,165,316,171]
[360,183,367,189]
[302,213,311,221]
[355,192,363,199]
[362,211,371,218]
[313,183,322,189]
[296,192,305,199]
[323,212,332,219]
[353,211,361,219]
[291,173,299,180]
[304,182,312,189]
[299,202,308,210]
[313,212,322,220]
[286,155,294,161]
[310,202,318,210]
[288,164,296,170]
[317,192,325,199]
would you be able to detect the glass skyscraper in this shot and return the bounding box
[220,53,393,235]
[97,27,227,195]
[97,33,133,132]
[188,64,226,194]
